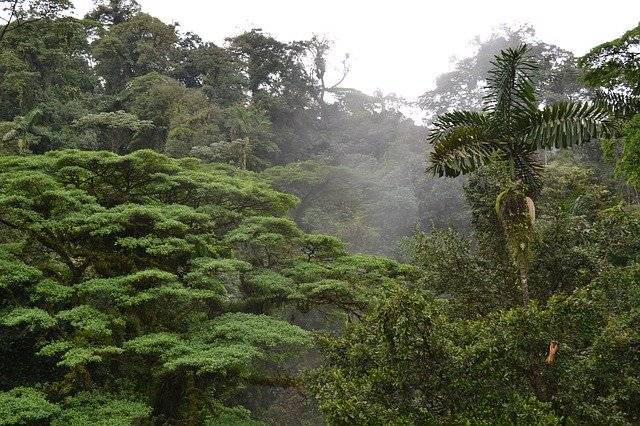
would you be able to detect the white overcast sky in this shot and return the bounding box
[73,1,639,100]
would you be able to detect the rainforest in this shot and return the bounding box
[1,1,639,424]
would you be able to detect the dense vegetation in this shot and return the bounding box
[311,21,640,425]
[1,1,639,424]
[0,149,417,424]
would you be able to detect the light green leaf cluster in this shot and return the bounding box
[0,149,408,423]
[1,307,57,330]
[203,400,265,426]
[51,392,152,426]
[199,313,312,348]
[0,387,60,426]
[56,305,120,337]
[0,255,42,289]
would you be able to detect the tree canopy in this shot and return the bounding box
[0,149,415,423]
[1,3,640,424]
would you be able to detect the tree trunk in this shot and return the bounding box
[519,264,530,309]
[240,138,248,170]
[497,186,534,309]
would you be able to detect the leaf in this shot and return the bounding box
[0,387,60,425]
[0,308,57,331]
[197,313,311,348]
[427,124,497,177]
[484,44,538,122]
[526,102,611,149]
[51,392,151,426]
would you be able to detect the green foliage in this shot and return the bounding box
[312,267,640,424]
[0,387,60,425]
[86,0,140,26]
[90,12,179,93]
[528,101,611,149]
[203,400,265,426]
[0,109,52,153]
[0,7,95,150]
[411,228,516,316]
[0,149,403,423]
[1,307,57,330]
[428,44,610,195]
[615,113,640,188]
[579,23,640,95]
[299,234,346,261]
[578,23,640,195]
[428,45,613,310]
[123,72,224,156]
[313,145,640,423]
[73,111,154,153]
[2,6,639,425]
[203,313,311,348]
[51,392,151,425]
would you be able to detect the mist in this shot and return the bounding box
[71,0,638,100]
[1,1,639,424]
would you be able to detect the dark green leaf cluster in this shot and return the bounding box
[311,264,640,424]
[579,23,640,96]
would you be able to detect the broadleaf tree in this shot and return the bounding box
[0,149,414,424]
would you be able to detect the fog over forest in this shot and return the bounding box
[1,1,639,424]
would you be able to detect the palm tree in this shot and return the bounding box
[427,45,611,308]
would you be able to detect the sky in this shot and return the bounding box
[73,0,639,101]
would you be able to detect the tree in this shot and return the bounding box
[579,23,640,97]
[190,104,274,170]
[0,149,415,424]
[227,29,320,164]
[0,108,52,153]
[308,35,349,105]
[311,265,640,424]
[73,110,153,153]
[427,44,611,308]
[419,25,587,120]
[409,228,517,317]
[579,23,640,191]
[172,34,246,105]
[0,9,94,122]
[612,113,640,188]
[91,13,179,93]
[0,0,72,45]
[227,29,315,106]
[121,72,223,156]
[85,0,140,26]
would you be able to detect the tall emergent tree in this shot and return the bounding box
[427,45,611,308]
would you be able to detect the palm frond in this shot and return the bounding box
[484,44,538,123]
[427,124,497,177]
[503,142,544,195]
[594,90,640,118]
[526,102,611,149]
[428,110,493,143]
